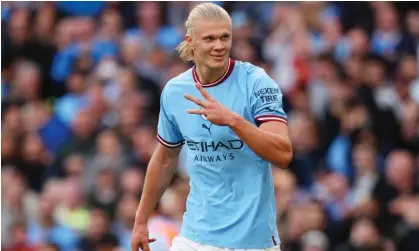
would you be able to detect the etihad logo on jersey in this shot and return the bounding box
[194,152,235,162]
[254,87,280,103]
[186,140,244,152]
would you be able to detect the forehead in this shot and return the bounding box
[192,18,232,37]
[388,153,413,169]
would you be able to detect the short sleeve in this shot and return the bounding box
[157,89,184,148]
[250,73,287,126]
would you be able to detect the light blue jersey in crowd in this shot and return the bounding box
[157,59,287,249]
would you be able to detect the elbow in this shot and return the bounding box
[272,143,293,169]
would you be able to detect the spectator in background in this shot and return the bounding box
[26,193,79,251]
[62,153,84,177]
[2,170,38,247]
[406,10,419,39]
[30,3,57,98]
[326,100,370,182]
[8,61,42,104]
[5,8,30,49]
[1,129,19,166]
[301,230,330,251]
[371,3,403,58]
[396,100,419,154]
[347,140,380,217]
[335,27,369,63]
[262,2,309,95]
[33,3,57,43]
[50,19,77,88]
[396,197,419,251]
[114,92,146,143]
[54,178,90,232]
[371,3,417,62]
[35,242,60,251]
[18,133,52,192]
[4,222,36,251]
[113,195,140,251]
[322,172,352,223]
[21,102,51,134]
[337,217,395,251]
[288,111,321,189]
[57,108,98,159]
[87,168,119,218]
[125,2,182,54]
[97,7,124,43]
[116,40,162,115]
[119,35,142,67]
[54,70,88,126]
[373,150,419,238]
[272,169,300,219]
[104,67,137,109]
[129,125,158,167]
[119,167,145,198]
[231,38,261,65]
[76,208,117,251]
[83,129,129,190]
[93,234,120,251]
[4,7,57,97]
[51,16,118,85]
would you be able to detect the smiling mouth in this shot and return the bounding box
[211,55,224,60]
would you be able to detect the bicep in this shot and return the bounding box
[153,143,183,166]
[259,121,293,167]
[259,121,290,141]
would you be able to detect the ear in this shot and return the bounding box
[185,34,193,48]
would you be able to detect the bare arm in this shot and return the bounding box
[229,115,293,168]
[134,143,182,224]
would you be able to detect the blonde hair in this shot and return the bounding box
[176,3,231,62]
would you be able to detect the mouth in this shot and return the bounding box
[211,55,225,60]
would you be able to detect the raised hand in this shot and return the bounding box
[184,83,238,126]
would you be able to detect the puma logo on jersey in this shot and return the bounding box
[200,106,213,134]
[202,123,213,134]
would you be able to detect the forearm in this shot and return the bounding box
[135,147,178,224]
[229,115,292,168]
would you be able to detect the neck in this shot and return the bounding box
[359,167,375,177]
[195,59,230,85]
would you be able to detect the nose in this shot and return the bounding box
[213,39,224,51]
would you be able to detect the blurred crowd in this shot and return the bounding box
[1,1,419,251]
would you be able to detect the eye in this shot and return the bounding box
[204,37,213,41]
[221,34,230,40]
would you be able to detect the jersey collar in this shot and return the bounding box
[192,58,235,88]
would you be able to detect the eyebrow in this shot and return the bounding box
[201,32,231,38]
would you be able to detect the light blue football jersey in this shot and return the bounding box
[157,59,287,249]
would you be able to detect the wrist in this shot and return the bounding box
[135,210,148,225]
[135,217,148,226]
[227,112,241,129]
